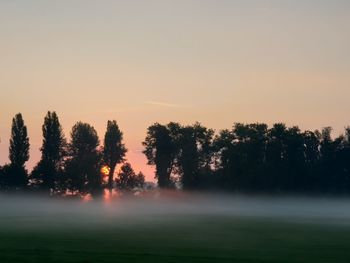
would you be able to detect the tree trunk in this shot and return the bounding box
[108,166,116,192]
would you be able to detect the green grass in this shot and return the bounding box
[1,216,350,263]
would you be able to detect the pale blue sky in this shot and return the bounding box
[1,0,349,178]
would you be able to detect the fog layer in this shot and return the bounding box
[1,193,350,230]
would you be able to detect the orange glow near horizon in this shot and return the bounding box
[101,165,111,177]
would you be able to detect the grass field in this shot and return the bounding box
[1,195,350,262]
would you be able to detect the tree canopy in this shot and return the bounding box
[31,111,66,192]
[103,120,127,190]
[4,113,30,189]
[64,122,102,195]
[1,112,350,196]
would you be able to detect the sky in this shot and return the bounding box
[0,0,350,181]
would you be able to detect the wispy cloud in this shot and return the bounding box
[145,101,187,108]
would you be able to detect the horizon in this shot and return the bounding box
[0,113,349,181]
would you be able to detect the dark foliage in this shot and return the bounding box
[143,122,350,194]
[30,111,66,193]
[176,123,215,190]
[143,123,178,188]
[103,120,127,190]
[63,122,102,195]
[2,113,30,189]
[213,123,350,194]
[115,163,145,190]
[1,113,350,196]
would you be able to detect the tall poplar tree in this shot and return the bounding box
[31,111,66,192]
[7,113,30,188]
[103,120,127,190]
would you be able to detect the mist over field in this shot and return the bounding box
[2,192,350,230]
[2,193,350,262]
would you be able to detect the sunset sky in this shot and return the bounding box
[1,0,349,181]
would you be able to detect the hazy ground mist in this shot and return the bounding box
[1,192,350,231]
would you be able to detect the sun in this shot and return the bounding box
[100,165,110,177]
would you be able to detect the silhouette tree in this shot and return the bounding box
[31,111,66,193]
[282,126,306,192]
[265,123,288,192]
[143,123,179,188]
[136,172,146,188]
[177,126,199,189]
[0,168,3,190]
[5,113,30,189]
[302,130,320,192]
[214,123,268,192]
[318,127,337,192]
[337,127,350,193]
[103,120,127,191]
[131,122,350,193]
[115,162,145,190]
[177,123,215,189]
[213,129,235,189]
[233,123,268,191]
[1,112,350,195]
[64,122,102,195]
[0,159,3,190]
[0,138,2,189]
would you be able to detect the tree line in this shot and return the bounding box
[143,122,350,194]
[1,112,350,196]
[0,112,144,196]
